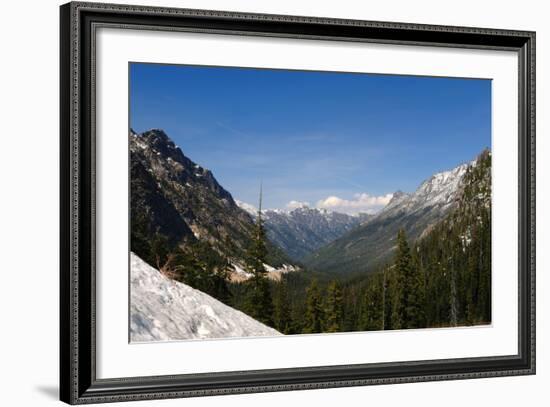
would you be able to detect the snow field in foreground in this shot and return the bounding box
[130,252,281,342]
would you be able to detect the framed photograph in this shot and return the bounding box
[60,1,535,404]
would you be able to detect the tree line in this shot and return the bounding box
[228,151,492,333]
[132,151,491,334]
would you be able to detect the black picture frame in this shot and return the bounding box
[60,2,536,404]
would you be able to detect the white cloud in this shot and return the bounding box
[316,193,393,215]
[285,200,310,210]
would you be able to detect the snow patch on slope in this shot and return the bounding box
[130,253,281,342]
[228,261,299,283]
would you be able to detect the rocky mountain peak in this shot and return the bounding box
[131,128,188,164]
[374,160,472,222]
[130,128,293,276]
[384,190,410,210]
[305,151,489,274]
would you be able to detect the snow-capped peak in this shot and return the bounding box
[236,200,258,216]
[415,161,472,206]
[384,190,409,210]
[376,160,474,220]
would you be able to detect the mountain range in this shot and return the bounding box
[131,128,488,278]
[128,127,491,341]
[304,153,488,274]
[236,202,372,261]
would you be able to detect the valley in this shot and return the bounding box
[129,128,492,340]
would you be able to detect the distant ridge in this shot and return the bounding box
[235,204,372,261]
[304,150,489,274]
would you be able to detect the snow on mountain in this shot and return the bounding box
[262,262,299,281]
[236,200,373,261]
[305,155,483,274]
[375,161,472,221]
[130,253,281,342]
[382,190,410,212]
[235,200,258,216]
[130,128,293,270]
[227,260,298,283]
[261,206,372,261]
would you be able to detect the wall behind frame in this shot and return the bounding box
[0,0,546,406]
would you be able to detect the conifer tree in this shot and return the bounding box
[362,274,384,331]
[303,279,324,333]
[211,257,232,304]
[407,246,426,329]
[245,184,274,326]
[477,209,491,322]
[325,280,344,332]
[391,230,408,329]
[342,286,359,333]
[382,267,392,330]
[448,242,459,327]
[274,279,292,334]
[390,229,424,329]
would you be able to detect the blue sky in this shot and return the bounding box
[130,63,491,214]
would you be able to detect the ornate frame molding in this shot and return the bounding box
[60,2,535,404]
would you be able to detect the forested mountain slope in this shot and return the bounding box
[130,129,293,278]
[353,149,492,330]
[305,152,485,275]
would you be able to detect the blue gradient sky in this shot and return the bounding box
[130,63,491,213]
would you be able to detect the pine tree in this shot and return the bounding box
[245,184,274,326]
[362,274,384,331]
[342,285,359,332]
[172,244,205,290]
[325,280,344,332]
[390,229,424,329]
[391,230,408,329]
[408,245,426,329]
[211,257,232,304]
[303,279,324,333]
[274,279,292,334]
[409,149,492,327]
[382,267,392,330]
[477,209,491,322]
